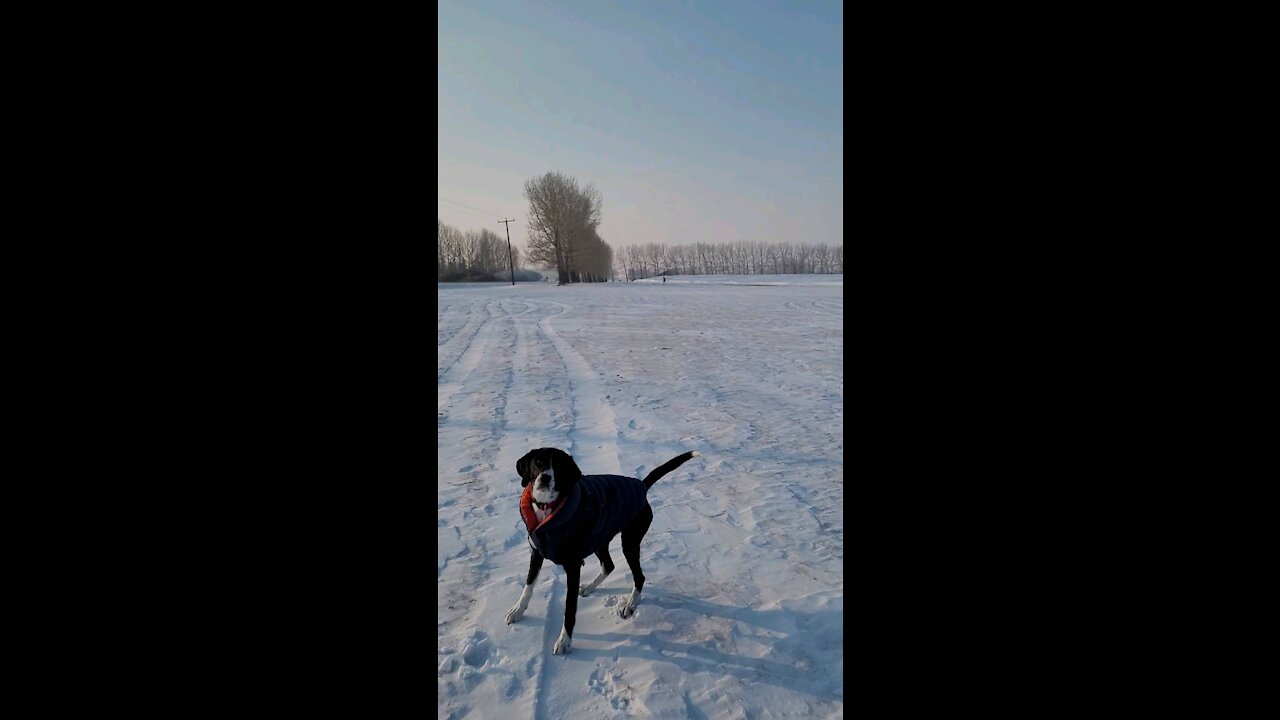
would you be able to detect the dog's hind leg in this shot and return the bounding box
[505,548,544,624]
[618,506,653,618]
[579,547,615,597]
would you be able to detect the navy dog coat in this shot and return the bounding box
[520,474,648,565]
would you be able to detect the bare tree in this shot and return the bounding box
[631,241,843,277]
[615,245,631,281]
[696,243,711,275]
[572,228,612,282]
[669,245,689,275]
[795,244,812,274]
[524,171,606,285]
[437,220,465,278]
[462,230,482,272]
[715,244,732,275]
[637,243,668,276]
[779,243,796,273]
[438,219,448,276]
[437,219,521,280]
[814,244,830,274]
[733,243,749,274]
[614,248,629,281]
[524,173,567,281]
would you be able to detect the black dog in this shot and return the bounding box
[505,447,699,654]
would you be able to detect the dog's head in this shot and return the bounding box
[516,448,583,506]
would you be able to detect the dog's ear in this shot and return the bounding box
[516,451,534,488]
[550,448,583,487]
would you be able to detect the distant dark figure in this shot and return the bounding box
[662,277,666,284]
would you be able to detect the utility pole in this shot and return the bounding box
[499,218,516,285]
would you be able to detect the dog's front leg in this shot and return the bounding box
[506,548,543,624]
[553,562,581,654]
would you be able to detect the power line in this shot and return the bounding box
[436,202,496,221]
[437,196,491,212]
[437,196,501,217]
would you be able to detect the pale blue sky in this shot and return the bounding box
[438,0,842,255]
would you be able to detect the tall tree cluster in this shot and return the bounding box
[615,241,843,280]
[524,171,612,284]
[437,219,520,281]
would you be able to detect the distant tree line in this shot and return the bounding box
[437,219,528,282]
[615,241,843,280]
[524,171,613,284]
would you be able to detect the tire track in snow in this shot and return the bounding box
[491,299,573,720]
[533,573,563,720]
[438,301,488,375]
[536,299,621,475]
[437,302,467,346]
[438,300,480,356]
[438,301,501,411]
[528,298,621,720]
[811,300,842,318]
[501,299,562,502]
[784,299,837,320]
[438,298,523,712]
[450,299,518,601]
[495,297,564,556]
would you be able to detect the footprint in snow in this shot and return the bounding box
[462,631,495,668]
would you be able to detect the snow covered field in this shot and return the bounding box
[438,275,844,719]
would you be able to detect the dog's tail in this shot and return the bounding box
[643,451,700,490]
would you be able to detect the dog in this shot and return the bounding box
[505,447,699,654]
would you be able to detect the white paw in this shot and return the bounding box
[618,590,641,618]
[553,629,572,654]
[579,570,608,597]
[506,585,533,624]
[505,605,525,624]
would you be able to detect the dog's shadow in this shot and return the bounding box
[569,590,842,702]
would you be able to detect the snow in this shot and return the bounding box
[438,275,844,719]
